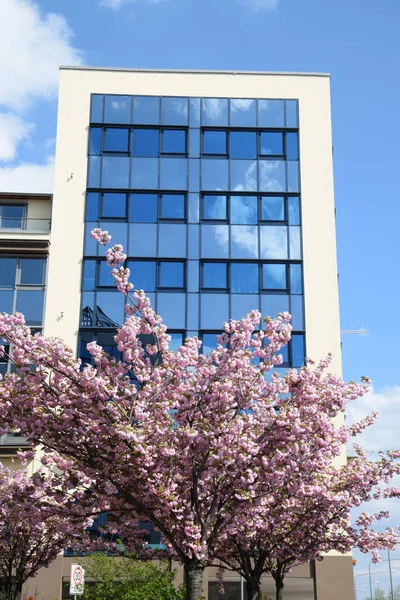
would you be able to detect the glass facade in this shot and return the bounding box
[81,94,304,367]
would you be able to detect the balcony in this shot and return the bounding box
[0,217,51,233]
[0,434,30,455]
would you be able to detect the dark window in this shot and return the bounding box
[230,196,258,225]
[99,261,113,287]
[203,130,227,155]
[162,129,186,154]
[231,263,259,293]
[20,259,45,285]
[130,193,157,223]
[86,193,99,221]
[132,129,159,157]
[89,127,102,155]
[261,196,285,221]
[160,194,185,219]
[201,332,220,354]
[260,132,284,156]
[0,204,26,229]
[203,195,227,220]
[83,260,96,290]
[102,193,127,218]
[203,262,227,289]
[159,262,185,288]
[16,290,44,326]
[262,263,287,290]
[0,258,17,287]
[291,334,305,367]
[286,132,299,160]
[290,264,303,294]
[230,131,257,159]
[104,128,130,152]
[128,261,156,292]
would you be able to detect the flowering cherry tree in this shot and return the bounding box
[0,231,399,600]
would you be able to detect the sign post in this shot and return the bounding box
[70,563,85,600]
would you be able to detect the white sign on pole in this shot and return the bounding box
[70,563,85,596]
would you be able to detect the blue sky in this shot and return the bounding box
[0,0,399,594]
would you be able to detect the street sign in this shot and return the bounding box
[70,564,85,596]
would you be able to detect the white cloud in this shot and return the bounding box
[0,159,54,194]
[0,114,34,162]
[99,0,166,8]
[237,0,278,11]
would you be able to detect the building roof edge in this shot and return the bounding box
[59,66,331,77]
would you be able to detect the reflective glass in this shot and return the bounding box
[261,196,284,221]
[203,195,227,220]
[162,129,186,154]
[161,194,185,219]
[160,158,187,190]
[187,260,199,292]
[86,192,99,221]
[89,127,102,155]
[289,226,302,259]
[258,100,285,128]
[104,95,132,124]
[230,131,257,159]
[231,226,258,259]
[90,95,103,122]
[188,193,199,223]
[262,264,287,290]
[203,131,227,155]
[16,290,44,325]
[201,225,229,258]
[157,293,186,328]
[230,160,257,192]
[160,262,184,287]
[102,193,126,218]
[104,128,129,152]
[84,222,98,255]
[129,224,157,256]
[259,160,285,192]
[88,156,101,187]
[158,224,187,257]
[230,196,257,224]
[0,290,14,313]
[288,196,300,225]
[131,158,158,189]
[132,129,159,157]
[231,294,260,319]
[201,333,219,354]
[260,226,288,259]
[203,262,227,289]
[290,264,303,294]
[231,263,258,293]
[0,258,17,287]
[290,295,304,330]
[261,294,289,319]
[188,225,200,259]
[99,261,113,286]
[189,160,200,192]
[260,132,283,156]
[162,97,188,125]
[291,334,305,367]
[187,293,199,329]
[287,161,300,192]
[189,129,200,158]
[0,205,25,229]
[100,222,128,249]
[200,294,229,329]
[286,100,298,128]
[80,293,95,327]
[128,261,156,292]
[130,193,157,222]
[96,292,125,327]
[190,98,201,127]
[230,99,257,127]
[202,99,228,127]
[286,132,299,160]
[169,333,183,353]
[20,258,45,285]
[201,159,228,191]
[83,260,96,290]
[133,96,160,125]
[96,331,121,359]
[278,343,289,365]
[101,157,130,189]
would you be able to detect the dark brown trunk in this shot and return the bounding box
[275,577,284,600]
[184,562,204,600]
[245,577,261,600]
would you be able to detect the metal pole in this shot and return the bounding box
[368,562,373,600]
[388,549,394,600]
[240,576,244,600]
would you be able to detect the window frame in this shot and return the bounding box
[200,193,301,225]
[0,204,27,230]
[202,129,228,156]
[160,128,188,155]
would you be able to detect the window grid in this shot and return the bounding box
[202,129,298,160]
[0,257,47,325]
[0,204,27,230]
[89,126,189,158]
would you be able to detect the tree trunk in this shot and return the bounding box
[0,580,22,600]
[275,578,284,600]
[245,577,261,600]
[184,562,205,600]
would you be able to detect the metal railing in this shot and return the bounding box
[0,217,51,233]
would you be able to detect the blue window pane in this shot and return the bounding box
[102,193,126,218]
[259,161,285,192]
[260,132,284,156]
[261,196,285,221]
[101,157,130,189]
[200,294,229,329]
[16,290,44,326]
[161,194,185,219]
[190,98,201,127]
[201,332,219,354]
[203,262,227,289]
[288,196,300,225]
[231,294,260,319]
[132,129,159,157]
[188,225,199,259]
[286,132,299,160]
[0,290,14,313]
[287,162,300,192]
[202,159,229,191]
[99,261,113,287]
[86,192,99,220]
[130,193,157,222]
[104,128,129,152]
[189,160,200,192]
[131,158,159,189]
[291,334,305,367]
[230,131,257,159]
[20,258,45,285]
[187,293,199,329]
[203,195,227,220]
[169,333,183,353]
[187,261,199,293]
[91,95,104,123]
[162,97,188,125]
[88,156,101,188]
[260,226,288,259]
[278,343,289,365]
[258,100,284,128]
[160,262,185,287]
[0,205,25,229]
[261,294,289,320]
[189,129,200,158]
[96,292,125,327]
[202,99,228,127]
[189,193,199,223]
[201,225,229,258]
[83,260,96,290]
[231,196,257,224]
[0,258,17,287]
[133,96,160,125]
[162,129,186,154]
[289,226,302,259]
[286,100,298,128]
[128,261,156,292]
[159,224,187,257]
[230,99,256,127]
[203,131,227,155]
[89,127,102,155]
[157,293,186,328]
[100,221,128,249]
[160,158,187,190]
[96,331,121,358]
[262,264,287,290]
[104,95,132,124]
[129,224,157,257]
[291,295,304,330]
[84,222,98,255]
[290,264,303,294]
[231,263,258,293]
[230,160,257,192]
[231,226,258,259]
